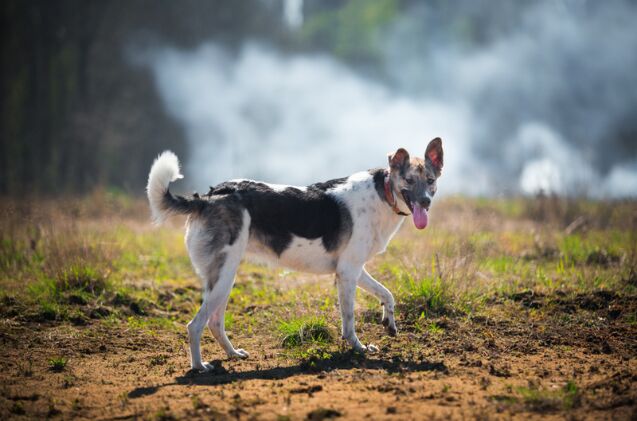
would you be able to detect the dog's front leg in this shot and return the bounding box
[358,268,397,336]
[336,265,378,353]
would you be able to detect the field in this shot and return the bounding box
[1,193,636,420]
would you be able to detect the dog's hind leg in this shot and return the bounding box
[206,278,249,359]
[188,251,247,370]
[357,267,397,336]
[186,212,250,371]
[205,217,250,360]
[187,292,216,372]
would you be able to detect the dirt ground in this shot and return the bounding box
[1,196,636,420]
[1,287,636,420]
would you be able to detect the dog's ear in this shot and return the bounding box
[388,148,410,172]
[425,138,443,172]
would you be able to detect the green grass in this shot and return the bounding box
[516,380,580,411]
[48,356,68,372]
[277,316,333,348]
[426,321,444,335]
[398,272,451,318]
[1,194,634,365]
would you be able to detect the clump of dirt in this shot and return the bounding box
[509,290,545,309]
[585,249,621,267]
[306,408,341,420]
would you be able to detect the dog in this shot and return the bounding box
[146,138,443,372]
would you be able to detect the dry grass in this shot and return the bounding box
[0,191,635,419]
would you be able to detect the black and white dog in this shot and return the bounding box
[147,138,443,372]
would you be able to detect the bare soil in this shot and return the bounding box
[1,288,636,420]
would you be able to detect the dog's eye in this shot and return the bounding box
[405,177,415,185]
[427,178,435,185]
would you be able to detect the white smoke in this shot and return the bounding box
[141,44,476,193]
[139,0,637,198]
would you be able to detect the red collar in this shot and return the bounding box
[384,172,409,216]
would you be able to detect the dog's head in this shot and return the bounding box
[388,138,443,229]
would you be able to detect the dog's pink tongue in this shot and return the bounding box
[411,202,428,229]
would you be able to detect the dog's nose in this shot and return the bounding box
[419,197,431,208]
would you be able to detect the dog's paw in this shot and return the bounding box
[192,361,215,373]
[365,343,379,353]
[382,318,398,337]
[352,343,379,354]
[229,348,250,359]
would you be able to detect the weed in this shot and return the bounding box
[118,392,129,408]
[47,400,61,417]
[37,300,64,321]
[154,407,176,421]
[399,272,451,318]
[10,401,25,415]
[516,380,580,412]
[149,354,168,367]
[57,264,108,295]
[427,321,444,335]
[278,316,333,348]
[61,375,75,388]
[48,356,68,372]
[191,395,206,410]
[298,346,334,369]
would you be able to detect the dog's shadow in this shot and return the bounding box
[128,351,447,398]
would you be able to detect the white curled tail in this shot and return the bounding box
[146,151,184,224]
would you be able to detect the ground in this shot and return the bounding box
[0,193,636,420]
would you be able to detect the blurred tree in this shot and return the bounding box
[300,0,398,66]
[0,0,286,195]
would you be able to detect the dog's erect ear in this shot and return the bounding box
[425,138,443,172]
[388,148,410,172]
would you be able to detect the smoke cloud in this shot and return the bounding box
[139,0,637,197]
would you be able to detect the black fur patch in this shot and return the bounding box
[206,252,227,291]
[163,189,244,250]
[162,189,207,215]
[369,168,388,203]
[199,195,245,250]
[207,179,353,256]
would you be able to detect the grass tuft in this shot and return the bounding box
[56,264,109,295]
[48,356,68,372]
[517,380,580,412]
[399,272,452,318]
[278,316,333,348]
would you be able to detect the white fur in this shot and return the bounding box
[230,179,307,193]
[246,235,336,274]
[146,151,183,224]
[326,172,403,351]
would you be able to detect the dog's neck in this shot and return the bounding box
[383,171,409,216]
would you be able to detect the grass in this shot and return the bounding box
[48,356,68,372]
[0,192,634,359]
[516,380,581,411]
[402,274,450,316]
[149,354,168,367]
[278,316,333,348]
[0,192,634,419]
